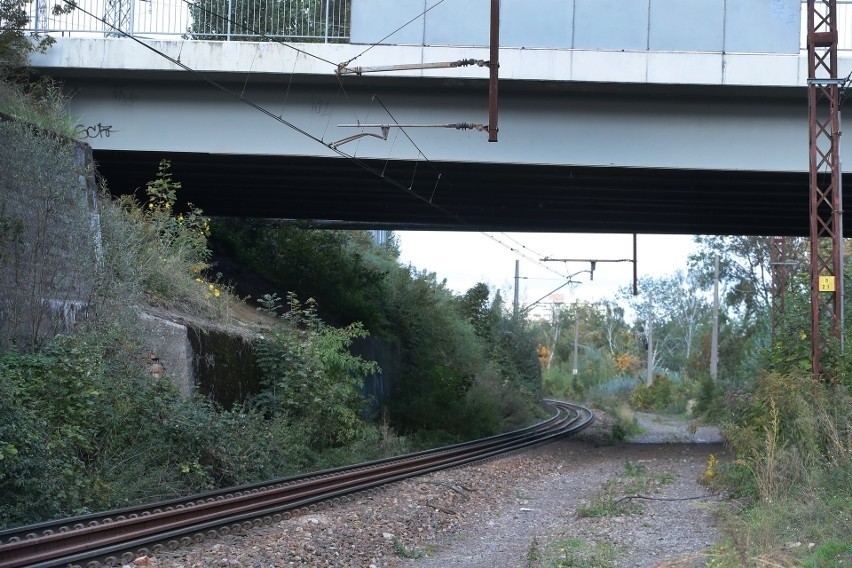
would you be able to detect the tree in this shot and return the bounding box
[189,0,350,41]
[600,299,630,356]
[622,272,711,380]
[0,0,54,74]
[688,236,792,331]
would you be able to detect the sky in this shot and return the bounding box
[395,231,698,317]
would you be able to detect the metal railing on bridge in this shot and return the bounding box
[17,0,852,51]
[22,0,350,42]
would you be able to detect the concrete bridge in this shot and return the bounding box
[26,0,852,235]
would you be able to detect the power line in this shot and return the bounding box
[498,232,546,258]
[482,233,572,280]
[180,0,481,208]
[338,0,450,68]
[66,2,551,276]
[62,0,470,223]
[176,0,465,211]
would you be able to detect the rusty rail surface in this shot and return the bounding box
[0,400,592,568]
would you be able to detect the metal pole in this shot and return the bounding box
[488,0,499,142]
[771,237,786,338]
[838,110,845,354]
[646,300,654,385]
[324,0,331,43]
[633,233,638,296]
[710,255,719,381]
[513,259,520,320]
[572,313,580,377]
[226,0,232,41]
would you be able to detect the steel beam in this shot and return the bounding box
[807,0,844,381]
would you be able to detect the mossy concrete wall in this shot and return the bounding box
[139,313,398,412]
[0,116,100,350]
[188,326,259,409]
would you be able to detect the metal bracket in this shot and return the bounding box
[329,126,390,149]
[336,59,487,76]
[330,121,489,149]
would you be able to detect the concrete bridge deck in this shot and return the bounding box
[26,0,852,235]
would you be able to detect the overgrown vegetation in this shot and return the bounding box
[0,0,78,134]
[1,80,543,527]
[707,373,852,567]
[576,461,676,518]
[526,537,615,568]
[211,219,544,441]
[531,234,850,565]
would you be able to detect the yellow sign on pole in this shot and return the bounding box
[819,275,836,292]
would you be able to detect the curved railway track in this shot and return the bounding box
[0,400,592,568]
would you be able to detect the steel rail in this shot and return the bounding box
[0,400,592,568]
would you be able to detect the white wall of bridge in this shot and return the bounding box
[29,36,852,173]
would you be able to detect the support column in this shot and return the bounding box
[807,0,844,381]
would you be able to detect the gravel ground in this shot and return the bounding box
[147,412,726,568]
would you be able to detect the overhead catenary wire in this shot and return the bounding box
[179,0,465,208]
[63,0,469,222]
[69,1,556,282]
[482,233,574,280]
[498,232,546,259]
[337,0,450,68]
[179,0,479,208]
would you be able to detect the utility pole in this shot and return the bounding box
[710,255,719,382]
[488,0,500,142]
[513,259,520,320]
[572,312,580,377]
[547,302,562,369]
[646,300,654,386]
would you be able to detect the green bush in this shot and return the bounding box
[252,293,378,447]
[0,326,374,528]
[209,220,389,332]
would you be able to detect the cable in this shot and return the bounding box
[72,1,555,278]
[182,0,467,208]
[498,232,546,258]
[64,0,471,221]
[179,0,475,211]
[481,233,573,280]
[171,0,468,214]
[346,72,457,203]
[339,0,450,68]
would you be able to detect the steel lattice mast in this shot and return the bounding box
[807,0,844,381]
[103,0,133,37]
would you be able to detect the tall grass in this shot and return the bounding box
[0,79,78,136]
[712,373,852,566]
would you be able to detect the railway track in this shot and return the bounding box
[0,400,592,568]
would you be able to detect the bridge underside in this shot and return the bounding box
[93,149,818,236]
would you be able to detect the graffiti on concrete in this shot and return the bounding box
[75,123,114,139]
[311,95,331,116]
